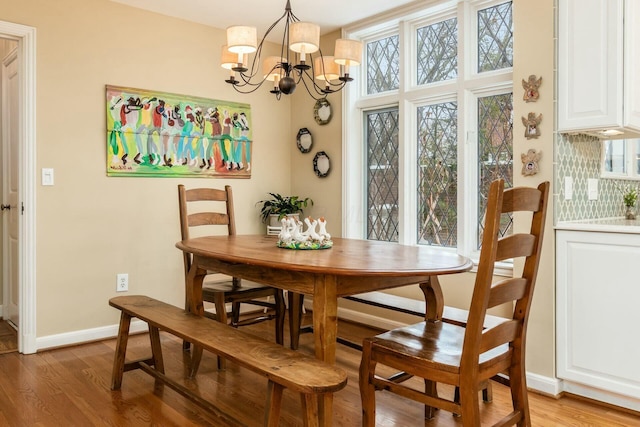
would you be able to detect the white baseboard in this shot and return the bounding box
[33,305,245,352]
[36,318,149,351]
[560,380,640,412]
[527,372,563,397]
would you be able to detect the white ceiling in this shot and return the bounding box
[111,0,417,38]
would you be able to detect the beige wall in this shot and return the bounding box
[512,0,556,379]
[290,30,343,233]
[0,0,292,337]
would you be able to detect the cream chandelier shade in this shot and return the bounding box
[222,0,363,100]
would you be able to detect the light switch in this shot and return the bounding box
[42,168,54,186]
[564,176,573,200]
[588,178,598,200]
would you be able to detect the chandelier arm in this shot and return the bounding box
[297,77,324,101]
[230,81,268,95]
[300,67,331,96]
[297,69,338,100]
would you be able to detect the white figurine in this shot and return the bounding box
[304,217,321,241]
[279,217,292,244]
[318,217,331,241]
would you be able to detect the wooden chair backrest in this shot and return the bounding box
[461,179,549,374]
[177,184,236,278]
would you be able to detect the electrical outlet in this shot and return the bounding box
[116,273,128,292]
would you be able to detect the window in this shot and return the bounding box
[343,0,513,260]
[602,139,640,179]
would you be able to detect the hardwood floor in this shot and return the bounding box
[0,320,18,354]
[0,313,638,426]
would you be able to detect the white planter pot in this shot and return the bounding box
[268,213,300,228]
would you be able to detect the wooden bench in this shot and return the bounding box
[109,295,347,427]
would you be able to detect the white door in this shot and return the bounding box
[2,47,19,328]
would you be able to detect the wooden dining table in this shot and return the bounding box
[176,234,473,425]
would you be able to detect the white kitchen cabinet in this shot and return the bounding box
[558,0,640,137]
[556,229,640,410]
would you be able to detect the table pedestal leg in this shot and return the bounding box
[313,275,337,426]
[420,276,444,321]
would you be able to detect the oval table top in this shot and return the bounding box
[176,235,473,278]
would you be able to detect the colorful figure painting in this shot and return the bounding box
[106,85,253,178]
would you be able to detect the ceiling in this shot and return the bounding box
[111,0,417,39]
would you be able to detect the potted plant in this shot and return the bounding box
[616,183,638,220]
[256,193,314,227]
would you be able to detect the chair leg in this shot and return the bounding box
[424,379,438,420]
[111,311,131,390]
[264,380,284,427]
[274,290,285,346]
[482,381,493,403]
[359,339,377,427]
[231,301,241,326]
[288,292,304,350]
[509,359,531,426]
[213,293,228,370]
[459,384,481,427]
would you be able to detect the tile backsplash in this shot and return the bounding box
[556,133,635,222]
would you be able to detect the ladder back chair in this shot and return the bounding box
[359,179,550,426]
[178,185,286,347]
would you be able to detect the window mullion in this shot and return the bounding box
[458,0,473,256]
[399,19,417,245]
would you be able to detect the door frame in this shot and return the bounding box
[0,21,36,354]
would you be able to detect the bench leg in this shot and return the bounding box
[264,380,284,427]
[301,393,319,427]
[148,325,165,374]
[111,311,132,390]
[189,345,204,379]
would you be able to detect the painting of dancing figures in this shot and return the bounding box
[106,85,252,178]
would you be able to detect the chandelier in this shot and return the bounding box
[221,0,362,100]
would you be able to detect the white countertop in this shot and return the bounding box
[555,217,640,233]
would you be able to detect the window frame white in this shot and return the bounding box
[601,138,640,180]
[342,0,513,266]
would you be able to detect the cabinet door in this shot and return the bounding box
[556,230,640,403]
[558,0,623,132]
[624,0,640,130]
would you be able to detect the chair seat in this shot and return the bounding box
[368,321,510,379]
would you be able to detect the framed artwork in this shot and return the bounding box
[106,85,253,178]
